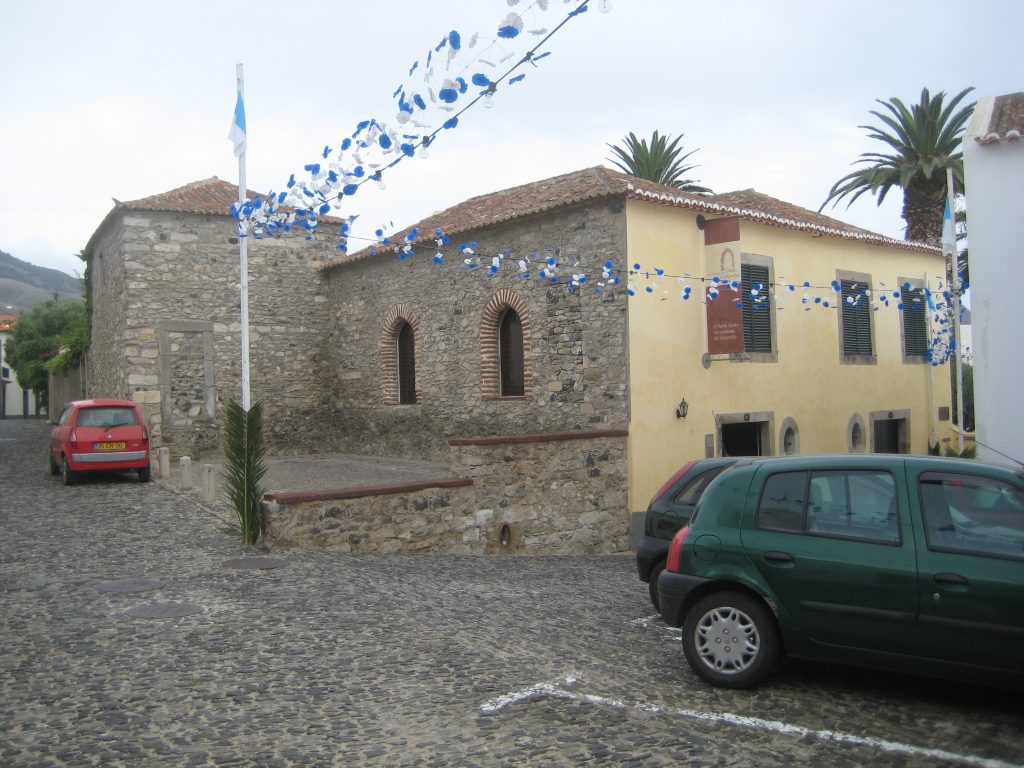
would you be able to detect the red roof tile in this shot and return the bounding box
[969,92,1024,144]
[122,177,255,216]
[324,166,933,271]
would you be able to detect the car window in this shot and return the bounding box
[673,468,725,507]
[57,407,72,426]
[757,471,807,532]
[919,472,1024,560]
[757,469,900,544]
[76,407,139,428]
[806,471,899,543]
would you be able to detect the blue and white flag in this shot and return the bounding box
[228,87,246,157]
[941,197,955,258]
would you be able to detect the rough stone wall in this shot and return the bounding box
[88,210,335,458]
[85,217,130,403]
[321,199,631,460]
[263,432,629,554]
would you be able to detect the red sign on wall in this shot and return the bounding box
[704,217,743,355]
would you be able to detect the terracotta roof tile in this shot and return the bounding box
[0,315,17,332]
[324,166,933,271]
[122,177,255,216]
[969,92,1024,144]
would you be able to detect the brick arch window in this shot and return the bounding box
[480,290,533,398]
[380,304,421,405]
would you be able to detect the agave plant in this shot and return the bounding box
[223,398,269,545]
[606,130,713,193]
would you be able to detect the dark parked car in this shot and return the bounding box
[658,454,1024,689]
[49,399,151,485]
[636,458,738,609]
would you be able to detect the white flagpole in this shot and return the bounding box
[235,63,251,411]
[945,167,964,454]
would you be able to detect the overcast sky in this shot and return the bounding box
[1,0,1020,279]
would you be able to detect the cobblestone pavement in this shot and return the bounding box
[2,419,1022,767]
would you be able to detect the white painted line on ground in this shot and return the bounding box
[480,677,1021,768]
[630,614,681,637]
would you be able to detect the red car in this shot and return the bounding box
[49,399,151,485]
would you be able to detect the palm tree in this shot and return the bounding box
[820,88,975,245]
[607,130,713,194]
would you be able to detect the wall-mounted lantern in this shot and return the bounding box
[676,398,689,419]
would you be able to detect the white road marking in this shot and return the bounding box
[630,613,681,637]
[480,677,1021,768]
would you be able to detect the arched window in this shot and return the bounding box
[380,304,420,405]
[480,289,532,399]
[499,309,524,397]
[397,321,416,404]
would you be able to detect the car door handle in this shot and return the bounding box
[934,572,968,586]
[763,551,794,564]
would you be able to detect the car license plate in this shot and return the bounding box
[96,441,126,450]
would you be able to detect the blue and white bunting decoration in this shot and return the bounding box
[231,0,599,251]
[374,231,961,368]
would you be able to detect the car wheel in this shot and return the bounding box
[61,457,77,486]
[647,561,665,611]
[681,590,779,689]
[138,464,151,483]
[49,452,60,475]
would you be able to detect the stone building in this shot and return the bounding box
[320,166,952,520]
[83,178,335,458]
[83,167,953,553]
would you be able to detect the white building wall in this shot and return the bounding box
[0,329,40,418]
[963,97,1024,467]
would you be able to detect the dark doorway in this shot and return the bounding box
[873,418,904,453]
[722,421,765,457]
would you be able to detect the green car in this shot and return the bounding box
[657,454,1024,689]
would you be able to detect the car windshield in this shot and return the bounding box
[76,407,138,428]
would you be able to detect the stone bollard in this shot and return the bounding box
[179,457,192,490]
[158,447,170,480]
[200,464,217,504]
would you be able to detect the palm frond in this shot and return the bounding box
[819,87,975,243]
[606,130,713,194]
[223,398,269,545]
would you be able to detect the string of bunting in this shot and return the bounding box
[363,226,963,367]
[231,0,604,244]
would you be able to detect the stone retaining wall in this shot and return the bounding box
[262,429,629,554]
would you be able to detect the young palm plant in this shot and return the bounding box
[820,87,975,245]
[607,130,713,193]
[223,398,269,545]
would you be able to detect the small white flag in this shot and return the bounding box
[228,88,246,157]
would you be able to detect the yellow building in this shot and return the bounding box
[622,184,952,510]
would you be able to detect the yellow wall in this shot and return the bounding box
[624,199,952,511]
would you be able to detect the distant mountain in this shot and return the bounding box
[0,250,83,314]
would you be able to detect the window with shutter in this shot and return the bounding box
[741,263,772,353]
[499,309,525,396]
[901,287,928,359]
[841,279,873,356]
[397,321,416,404]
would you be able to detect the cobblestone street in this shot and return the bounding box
[2,419,1022,766]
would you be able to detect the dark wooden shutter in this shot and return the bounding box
[902,288,928,357]
[741,264,772,353]
[397,322,416,404]
[499,309,524,396]
[841,280,873,356]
